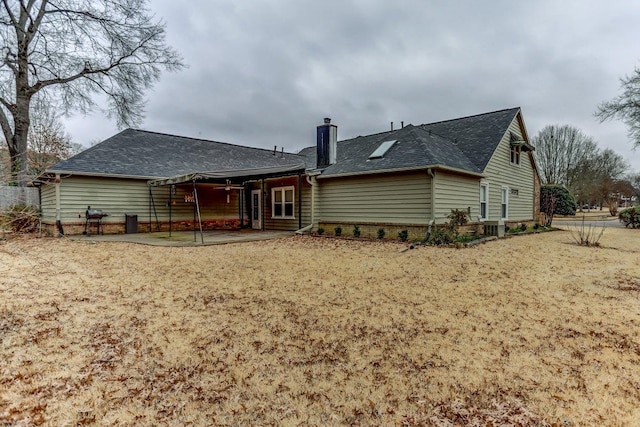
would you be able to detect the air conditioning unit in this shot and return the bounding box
[484,220,505,237]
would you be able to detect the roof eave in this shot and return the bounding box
[317,165,484,179]
[44,170,162,180]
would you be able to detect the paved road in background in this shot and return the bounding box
[553,218,625,229]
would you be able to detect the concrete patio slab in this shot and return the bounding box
[68,229,294,246]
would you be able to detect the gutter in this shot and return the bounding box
[44,170,162,181]
[316,164,484,180]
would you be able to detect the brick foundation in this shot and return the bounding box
[42,218,248,236]
[317,220,536,241]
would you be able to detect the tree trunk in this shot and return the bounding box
[11,104,30,187]
[12,18,32,188]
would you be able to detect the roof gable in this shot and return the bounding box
[49,129,309,179]
[420,107,521,171]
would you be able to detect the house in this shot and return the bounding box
[41,129,312,235]
[305,107,539,239]
[40,107,540,237]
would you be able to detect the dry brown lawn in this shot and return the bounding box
[1,227,640,426]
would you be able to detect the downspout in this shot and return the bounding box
[295,174,316,234]
[428,168,436,223]
[54,173,64,236]
[54,173,61,222]
[422,168,436,243]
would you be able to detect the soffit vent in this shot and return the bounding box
[368,140,396,159]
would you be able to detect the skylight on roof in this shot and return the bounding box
[369,140,396,159]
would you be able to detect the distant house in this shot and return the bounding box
[40,107,540,237]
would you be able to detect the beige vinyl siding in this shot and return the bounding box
[40,183,56,222]
[433,171,481,223]
[483,116,536,221]
[262,176,311,231]
[317,171,432,225]
[45,176,246,225]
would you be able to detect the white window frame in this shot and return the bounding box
[510,144,521,165]
[501,186,509,219]
[271,186,295,219]
[479,183,488,220]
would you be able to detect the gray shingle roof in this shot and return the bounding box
[50,108,522,180]
[420,107,521,171]
[303,107,521,178]
[49,129,309,179]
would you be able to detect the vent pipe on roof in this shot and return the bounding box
[390,121,394,131]
[316,117,337,168]
[273,145,277,156]
[401,121,404,128]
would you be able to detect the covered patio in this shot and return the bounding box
[146,164,307,243]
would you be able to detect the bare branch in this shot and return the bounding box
[596,67,640,148]
[0,0,184,186]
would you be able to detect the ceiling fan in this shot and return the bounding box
[215,180,244,203]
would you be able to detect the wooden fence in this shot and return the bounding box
[0,186,39,211]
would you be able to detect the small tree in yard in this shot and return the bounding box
[428,209,468,246]
[541,184,576,226]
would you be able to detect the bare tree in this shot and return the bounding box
[595,148,628,181]
[26,97,79,179]
[596,67,640,148]
[574,148,628,210]
[532,124,599,189]
[0,0,183,187]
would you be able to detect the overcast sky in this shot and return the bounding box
[63,0,640,173]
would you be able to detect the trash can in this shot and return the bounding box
[125,214,138,234]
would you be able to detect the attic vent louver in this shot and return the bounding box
[369,140,396,159]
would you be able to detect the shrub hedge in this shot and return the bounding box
[618,206,640,228]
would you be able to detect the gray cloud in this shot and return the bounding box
[63,0,640,172]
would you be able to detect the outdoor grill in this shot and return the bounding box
[84,206,108,235]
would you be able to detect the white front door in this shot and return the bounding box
[251,189,262,230]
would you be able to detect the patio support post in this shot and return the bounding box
[149,188,160,231]
[148,186,152,232]
[239,188,243,228]
[297,174,302,230]
[261,178,265,231]
[168,185,172,237]
[193,180,204,244]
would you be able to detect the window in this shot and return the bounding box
[272,186,295,219]
[369,140,397,159]
[510,144,521,165]
[501,187,508,219]
[480,183,488,220]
